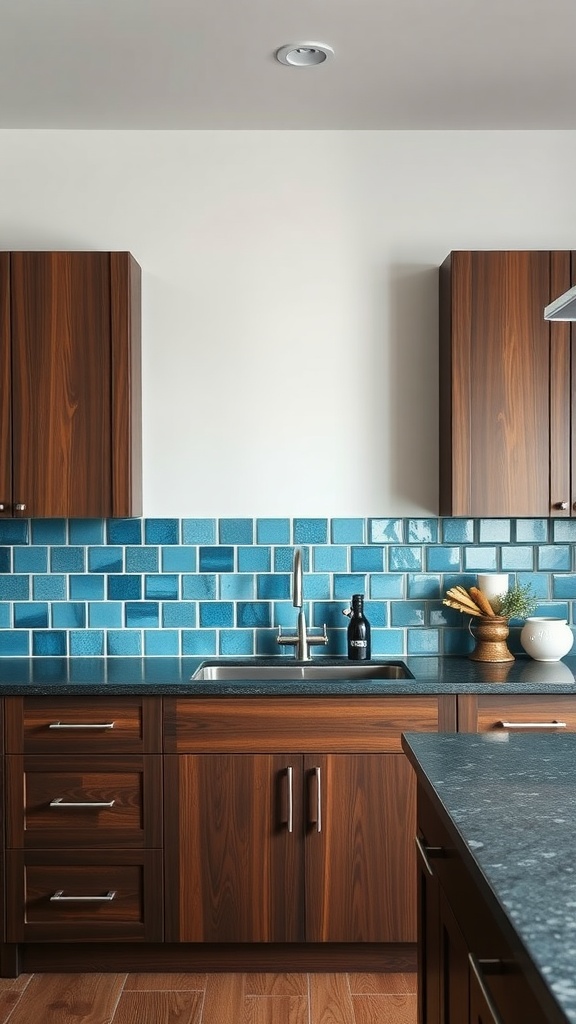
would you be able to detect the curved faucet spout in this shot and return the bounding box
[293,548,303,609]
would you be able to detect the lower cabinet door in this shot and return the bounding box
[438,888,470,1024]
[6,850,163,942]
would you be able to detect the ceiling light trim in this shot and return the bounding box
[275,43,335,67]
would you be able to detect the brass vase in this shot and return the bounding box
[468,616,514,663]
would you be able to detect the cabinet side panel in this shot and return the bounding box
[110,253,142,517]
[0,255,11,514]
[440,251,473,515]
[549,252,571,517]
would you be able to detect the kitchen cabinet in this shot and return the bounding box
[457,693,576,734]
[0,251,142,518]
[439,250,576,517]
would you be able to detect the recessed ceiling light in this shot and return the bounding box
[275,43,334,67]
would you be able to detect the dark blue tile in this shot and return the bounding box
[126,547,158,573]
[199,547,234,573]
[200,602,234,628]
[32,631,67,656]
[107,630,142,656]
[31,519,64,544]
[88,602,123,628]
[145,575,179,600]
[0,631,29,655]
[50,547,85,573]
[312,601,351,628]
[144,630,180,656]
[443,628,474,656]
[107,575,142,600]
[182,575,217,600]
[293,519,328,544]
[125,602,159,628]
[0,520,29,544]
[13,547,48,573]
[69,575,104,600]
[88,547,123,573]
[237,602,271,628]
[0,576,29,600]
[107,519,142,545]
[182,519,216,544]
[255,629,281,656]
[182,630,217,655]
[552,575,576,599]
[14,603,49,628]
[51,603,86,628]
[69,519,105,544]
[256,519,291,545]
[33,575,67,600]
[0,604,10,628]
[219,519,253,545]
[351,547,384,572]
[162,603,197,628]
[161,548,196,572]
[331,518,365,544]
[0,547,10,572]
[256,574,291,600]
[70,630,105,656]
[145,519,179,545]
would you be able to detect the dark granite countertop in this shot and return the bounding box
[0,655,574,695]
[402,731,576,1024]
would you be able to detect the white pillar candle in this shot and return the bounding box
[476,573,509,613]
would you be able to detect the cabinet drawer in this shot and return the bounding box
[5,697,162,754]
[6,851,162,942]
[165,696,441,753]
[6,755,162,849]
[458,694,576,733]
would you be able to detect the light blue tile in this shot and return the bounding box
[0,604,10,628]
[199,547,234,573]
[293,519,328,544]
[182,519,216,545]
[501,546,534,570]
[220,574,255,600]
[429,602,460,626]
[389,547,422,571]
[13,546,47,573]
[443,628,474,655]
[442,573,477,592]
[408,629,440,655]
[256,519,291,545]
[33,631,67,656]
[516,519,549,543]
[0,631,29,655]
[161,547,196,572]
[52,603,86,628]
[107,630,142,656]
[532,601,570,619]
[552,575,576,599]
[145,519,179,545]
[351,547,384,572]
[391,602,426,627]
[363,600,387,627]
[220,630,254,656]
[182,575,217,600]
[200,602,234,628]
[333,574,367,600]
[14,603,49,628]
[108,575,142,600]
[33,575,67,600]
[126,547,159,573]
[407,575,441,599]
[145,575,179,600]
[31,519,63,544]
[426,546,461,572]
[219,519,253,545]
[0,576,29,600]
[370,574,404,599]
[256,574,290,601]
[182,630,217,655]
[463,547,498,571]
[238,546,271,572]
[144,630,180,656]
[107,519,142,545]
[369,519,403,544]
[126,602,159,628]
[331,518,365,544]
[552,520,576,543]
[70,575,104,600]
[88,602,123,628]
[237,602,271,628]
[313,546,348,573]
[70,630,104,656]
[0,520,29,544]
[274,602,307,627]
[0,547,10,572]
[408,519,438,544]
[51,547,85,573]
[517,572,550,599]
[538,546,571,571]
[69,519,105,545]
[441,519,474,543]
[312,601,351,628]
[302,574,331,600]
[162,602,197,627]
[370,629,404,656]
[479,519,511,543]
[274,547,309,572]
[88,547,123,573]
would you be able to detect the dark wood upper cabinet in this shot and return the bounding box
[439,250,575,518]
[0,251,142,518]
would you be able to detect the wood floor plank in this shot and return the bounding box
[309,973,355,1024]
[123,974,207,991]
[0,989,27,1024]
[112,991,202,1024]
[202,974,246,1024]
[245,974,307,996]
[348,973,413,994]
[351,993,418,1024]
[243,996,308,1024]
[4,974,126,1024]
[0,976,32,993]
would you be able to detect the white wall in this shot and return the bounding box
[1,130,575,517]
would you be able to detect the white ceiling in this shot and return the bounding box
[1,0,575,129]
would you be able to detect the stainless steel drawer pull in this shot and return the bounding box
[50,890,117,902]
[468,955,504,1024]
[497,720,566,729]
[314,766,322,833]
[50,798,116,809]
[287,766,294,834]
[48,722,115,730]
[415,835,444,876]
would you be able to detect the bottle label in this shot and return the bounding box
[350,640,367,648]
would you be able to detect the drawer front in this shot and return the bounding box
[5,697,161,754]
[459,694,576,733]
[6,851,162,942]
[6,755,162,849]
[165,696,441,753]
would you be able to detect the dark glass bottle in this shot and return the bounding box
[347,594,371,661]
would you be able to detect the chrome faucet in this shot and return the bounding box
[276,548,328,660]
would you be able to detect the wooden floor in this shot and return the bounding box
[0,971,418,1023]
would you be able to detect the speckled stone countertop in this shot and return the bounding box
[402,731,576,1024]
[0,655,574,694]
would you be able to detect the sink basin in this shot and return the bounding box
[192,661,413,681]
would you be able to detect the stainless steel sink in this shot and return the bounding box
[192,661,412,681]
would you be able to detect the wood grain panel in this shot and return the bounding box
[165,697,440,753]
[1,974,126,1024]
[459,694,576,733]
[5,697,162,754]
[0,255,11,514]
[110,252,142,517]
[112,990,202,1024]
[549,251,572,517]
[308,973,356,1024]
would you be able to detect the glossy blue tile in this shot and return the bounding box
[145,575,179,600]
[429,602,460,626]
[317,629,347,658]
[125,602,159,628]
[0,520,29,544]
[161,547,196,572]
[219,519,253,545]
[0,631,29,655]
[88,547,123,573]
[408,519,438,544]
[552,520,576,542]
[238,546,271,572]
[70,630,104,656]
[33,631,67,656]
[370,574,404,599]
[69,575,104,600]
[443,573,478,593]
[200,602,234,628]
[516,519,549,543]
[331,518,365,544]
[479,519,511,543]
[517,572,550,599]
[88,602,123,628]
[501,546,534,571]
[0,604,10,628]
[182,575,217,600]
[351,547,384,572]
[144,630,179,656]
[274,602,307,627]
[312,601,350,628]
[182,519,216,545]
[107,519,142,545]
[145,519,179,545]
[391,602,426,627]
[426,546,461,572]
[220,630,254,656]
[443,628,474,655]
[274,547,309,572]
[52,603,86,628]
[50,547,85,573]
[182,630,217,655]
[107,630,142,656]
[220,574,255,600]
[463,547,498,571]
[255,629,281,656]
[199,547,234,573]
[14,603,49,628]
[407,575,441,599]
[33,575,67,601]
[532,601,570,619]
[370,629,404,656]
[126,547,159,573]
[408,628,440,655]
[293,519,328,544]
[441,519,474,543]
[13,547,48,573]
[333,574,367,600]
[0,576,29,600]
[302,574,331,600]
[369,519,403,544]
[0,548,10,572]
[363,600,387,627]
[552,575,576,599]
[237,602,271,628]
[313,546,348,573]
[256,519,291,545]
[31,519,63,544]
[257,574,291,600]
[107,575,142,600]
[538,546,571,571]
[162,602,197,628]
[389,547,422,571]
[69,519,105,545]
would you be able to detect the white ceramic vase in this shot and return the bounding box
[520,617,574,662]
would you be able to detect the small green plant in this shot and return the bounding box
[497,582,537,621]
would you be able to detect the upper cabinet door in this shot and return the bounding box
[3,251,141,519]
[439,250,575,518]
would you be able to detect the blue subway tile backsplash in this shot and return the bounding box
[0,516,573,656]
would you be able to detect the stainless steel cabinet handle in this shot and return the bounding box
[468,955,504,1024]
[50,890,116,902]
[50,798,116,809]
[0,503,5,512]
[414,835,444,876]
[15,503,26,512]
[287,766,293,834]
[313,766,322,833]
[497,720,566,729]
[48,721,115,730]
